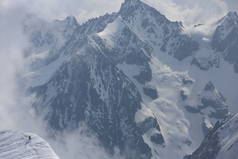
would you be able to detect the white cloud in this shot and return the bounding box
[50,127,124,159]
[144,0,229,26]
[0,0,123,23]
[1,0,236,25]
[0,5,28,130]
[224,0,238,12]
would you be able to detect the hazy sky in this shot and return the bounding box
[226,0,238,12]
[0,0,237,24]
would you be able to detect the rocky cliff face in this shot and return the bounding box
[212,12,238,72]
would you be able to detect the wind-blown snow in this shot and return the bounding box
[97,16,126,47]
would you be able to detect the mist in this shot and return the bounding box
[0,0,237,159]
[0,2,123,159]
[0,4,29,130]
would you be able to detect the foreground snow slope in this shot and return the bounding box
[0,131,59,159]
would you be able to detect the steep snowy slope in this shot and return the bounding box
[185,113,238,159]
[150,11,238,113]
[0,131,59,159]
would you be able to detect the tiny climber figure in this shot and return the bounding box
[25,135,32,145]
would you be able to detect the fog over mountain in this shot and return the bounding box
[0,0,238,159]
[1,0,237,23]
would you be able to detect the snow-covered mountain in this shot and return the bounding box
[21,0,238,159]
[185,113,238,159]
[0,131,59,159]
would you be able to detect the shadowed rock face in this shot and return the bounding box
[119,0,199,61]
[32,42,152,158]
[150,133,164,145]
[184,129,220,159]
[143,87,158,99]
[29,2,157,157]
[201,82,229,119]
[212,12,238,72]
[185,81,229,118]
[172,35,199,61]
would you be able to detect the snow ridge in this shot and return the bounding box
[0,131,59,159]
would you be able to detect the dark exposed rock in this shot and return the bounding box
[77,13,117,35]
[184,133,220,159]
[150,133,164,145]
[202,119,213,136]
[173,36,199,61]
[143,87,158,99]
[184,121,222,159]
[180,90,188,101]
[201,98,228,119]
[204,81,215,91]
[191,58,213,70]
[212,11,238,73]
[138,117,162,134]
[184,81,229,121]
[184,106,200,114]
[120,0,199,61]
[182,78,194,85]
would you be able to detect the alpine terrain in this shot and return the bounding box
[3,0,238,159]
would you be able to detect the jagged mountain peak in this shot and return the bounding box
[212,11,238,70]
[119,0,145,14]
[225,11,238,20]
[63,16,78,26]
[217,11,238,28]
[121,0,142,7]
[119,0,168,21]
[54,16,79,30]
